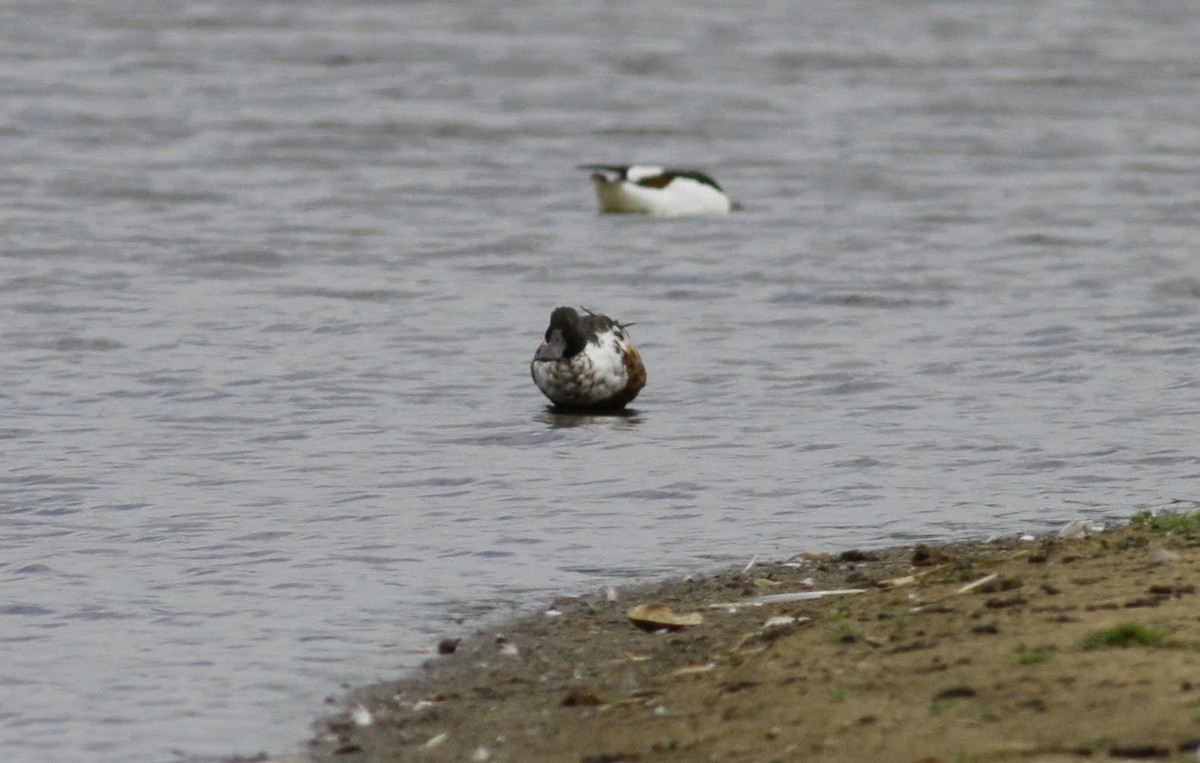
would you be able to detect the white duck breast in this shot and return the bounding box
[580,164,733,216]
[533,333,625,402]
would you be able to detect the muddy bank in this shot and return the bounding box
[304,513,1200,762]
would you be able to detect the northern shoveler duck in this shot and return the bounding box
[579,164,734,216]
[531,306,647,411]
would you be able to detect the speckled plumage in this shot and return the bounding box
[579,164,734,216]
[531,306,646,411]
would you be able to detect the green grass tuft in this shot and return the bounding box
[1079,622,1166,649]
[1131,509,1200,534]
[1014,645,1055,665]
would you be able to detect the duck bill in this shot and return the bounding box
[534,333,566,362]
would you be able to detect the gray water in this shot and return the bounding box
[4,1,1200,760]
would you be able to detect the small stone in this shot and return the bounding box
[984,595,1027,609]
[912,544,949,566]
[1107,743,1170,758]
[838,549,877,562]
[1147,546,1180,566]
[561,686,603,707]
[798,550,834,562]
[720,680,759,694]
[978,576,1023,594]
[1148,583,1194,596]
[438,638,460,655]
[934,686,977,700]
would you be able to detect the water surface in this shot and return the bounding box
[3,1,1200,760]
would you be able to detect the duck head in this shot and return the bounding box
[534,306,588,362]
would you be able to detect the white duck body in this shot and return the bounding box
[531,306,646,410]
[581,164,733,216]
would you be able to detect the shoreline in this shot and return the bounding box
[295,513,1200,762]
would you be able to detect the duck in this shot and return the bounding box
[579,164,734,216]
[531,306,646,411]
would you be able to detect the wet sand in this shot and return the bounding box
[301,513,1200,762]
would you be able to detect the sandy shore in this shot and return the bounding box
[295,512,1200,762]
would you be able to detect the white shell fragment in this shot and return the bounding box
[1058,519,1104,538]
[351,704,373,727]
[878,574,918,589]
[626,602,704,631]
[1147,545,1180,566]
[957,573,999,594]
[742,589,865,605]
[423,732,449,749]
[671,663,717,676]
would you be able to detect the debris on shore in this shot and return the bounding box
[306,511,1200,762]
